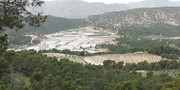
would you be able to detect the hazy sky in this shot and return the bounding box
[82,0,144,4]
[82,0,180,4]
[45,0,180,4]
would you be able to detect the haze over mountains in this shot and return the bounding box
[38,0,180,18]
[128,0,180,8]
[18,0,180,37]
[41,0,127,18]
[21,7,180,37]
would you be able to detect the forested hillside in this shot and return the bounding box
[0,51,180,90]
[1,1,180,90]
[87,7,180,37]
[9,7,180,37]
[7,16,87,47]
[88,7,180,63]
[11,16,87,35]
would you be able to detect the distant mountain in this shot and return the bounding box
[9,7,180,47]
[32,0,180,19]
[41,0,128,19]
[128,0,180,8]
[87,7,180,37]
[24,7,180,37]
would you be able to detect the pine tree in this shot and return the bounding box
[0,0,47,52]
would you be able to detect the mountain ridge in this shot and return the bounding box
[15,7,180,37]
[86,7,180,37]
[37,0,180,19]
[87,7,180,29]
[42,0,128,18]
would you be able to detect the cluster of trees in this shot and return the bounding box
[174,40,180,48]
[0,0,180,90]
[103,60,180,71]
[8,33,41,47]
[8,33,32,46]
[0,50,180,90]
[99,37,166,54]
[39,49,112,56]
[15,16,87,35]
[99,37,180,60]
[39,49,86,56]
[0,0,46,53]
[0,34,8,53]
[148,44,180,60]
[118,24,180,37]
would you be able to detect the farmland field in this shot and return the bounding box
[44,53,162,65]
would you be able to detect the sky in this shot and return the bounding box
[82,0,180,4]
[82,0,145,4]
[45,0,180,4]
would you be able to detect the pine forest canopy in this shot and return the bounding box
[0,0,47,53]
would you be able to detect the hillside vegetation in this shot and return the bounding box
[87,7,180,37]
[9,7,180,37]
[85,7,180,60]
[2,6,180,90]
[0,50,180,90]
[12,16,87,35]
[7,16,87,46]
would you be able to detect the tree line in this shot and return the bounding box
[0,50,180,90]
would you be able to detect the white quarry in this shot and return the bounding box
[26,27,119,53]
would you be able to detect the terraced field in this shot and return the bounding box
[44,53,162,65]
[44,53,87,65]
[84,53,162,65]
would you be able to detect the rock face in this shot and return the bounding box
[86,7,180,31]
[36,0,180,19]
